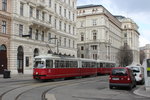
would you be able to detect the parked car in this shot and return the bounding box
[109,67,136,90]
[126,65,145,84]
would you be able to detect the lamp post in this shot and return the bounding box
[49,38,59,54]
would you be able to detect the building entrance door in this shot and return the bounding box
[17,46,24,73]
[0,45,7,74]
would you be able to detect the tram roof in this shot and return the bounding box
[34,54,115,63]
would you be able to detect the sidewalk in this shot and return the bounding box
[134,86,150,98]
[0,74,33,82]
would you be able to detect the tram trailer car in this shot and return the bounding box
[97,60,116,75]
[33,54,115,80]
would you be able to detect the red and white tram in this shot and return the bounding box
[33,54,116,80]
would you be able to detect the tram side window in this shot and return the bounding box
[87,62,90,68]
[82,62,86,68]
[73,61,78,68]
[103,63,106,68]
[66,61,70,68]
[111,63,115,68]
[60,61,65,68]
[97,63,100,68]
[55,60,60,68]
[46,60,53,68]
[147,59,150,77]
[100,63,103,68]
[106,63,110,68]
[91,62,94,68]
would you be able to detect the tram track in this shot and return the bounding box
[0,76,104,100]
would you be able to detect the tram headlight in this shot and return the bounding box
[36,72,38,75]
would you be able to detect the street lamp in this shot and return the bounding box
[49,38,59,54]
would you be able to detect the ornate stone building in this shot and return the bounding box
[9,0,77,74]
[115,16,140,64]
[0,0,12,74]
[140,44,150,59]
[77,5,123,62]
[77,5,140,64]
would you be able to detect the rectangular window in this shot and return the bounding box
[2,21,6,33]
[81,46,84,50]
[26,57,29,67]
[92,19,97,26]
[91,45,97,50]
[55,19,57,28]
[69,25,71,33]
[49,0,51,7]
[93,54,97,60]
[81,54,84,58]
[48,33,51,43]
[81,34,84,41]
[80,21,84,27]
[64,9,66,17]
[30,6,33,17]
[59,6,62,15]
[42,12,45,21]
[59,36,61,46]
[20,3,24,16]
[55,4,57,13]
[29,27,32,39]
[41,31,44,41]
[2,0,7,11]
[59,21,62,30]
[49,15,51,24]
[19,24,23,36]
[64,38,66,46]
[36,9,39,19]
[69,39,70,47]
[35,29,38,40]
[64,23,66,32]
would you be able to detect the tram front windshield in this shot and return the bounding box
[34,61,45,68]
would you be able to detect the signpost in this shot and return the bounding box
[143,59,150,91]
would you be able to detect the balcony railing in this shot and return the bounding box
[29,17,52,29]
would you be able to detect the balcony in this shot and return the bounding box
[36,0,47,9]
[29,17,52,29]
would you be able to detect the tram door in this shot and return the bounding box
[0,45,7,74]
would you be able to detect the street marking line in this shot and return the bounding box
[46,94,56,100]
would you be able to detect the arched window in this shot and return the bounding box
[0,44,6,51]
[17,46,24,73]
[92,30,97,40]
[34,48,39,57]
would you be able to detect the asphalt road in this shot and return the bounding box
[0,75,149,100]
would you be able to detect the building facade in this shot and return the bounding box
[77,5,140,64]
[9,0,77,74]
[77,5,123,62]
[140,44,150,59]
[0,0,12,74]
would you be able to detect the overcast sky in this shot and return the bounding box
[77,0,150,47]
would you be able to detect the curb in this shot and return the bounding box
[134,86,150,98]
